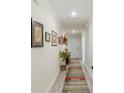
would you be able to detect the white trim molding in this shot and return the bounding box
[46,72,59,93]
[85,63,93,79]
[80,62,93,93]
[46,70,68,93]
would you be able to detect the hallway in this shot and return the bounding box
[3,0,124,93]
[62,60,90,93]
[31,0,93,93]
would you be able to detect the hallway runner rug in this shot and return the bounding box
[62,60,90,93]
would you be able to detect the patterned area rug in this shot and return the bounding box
[62,60,90,93]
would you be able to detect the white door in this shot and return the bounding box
[70,44,80,58]
[68,36,82,59]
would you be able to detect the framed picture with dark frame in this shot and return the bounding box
[51,31,57,46]
[58,37,61,44]
[45,32,50,42]
[60,36,63,45]
[31,19,44,47]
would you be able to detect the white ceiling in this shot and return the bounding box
[47,0,93,28]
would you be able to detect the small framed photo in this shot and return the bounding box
[51,31,57,46]
[31,19,44,47]
[58,37,61,44]
[45,32,50,42]
[60,36,63,45]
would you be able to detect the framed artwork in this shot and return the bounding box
[31,19,44,47]
[58,36,63,45]
[58,37,61,44]
[60,36,63,44]
[45,32,50,42]
[51,31,57,46]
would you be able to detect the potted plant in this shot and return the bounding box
[60,48,70,65]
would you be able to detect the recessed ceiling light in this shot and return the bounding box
[72,30,76,33]
[70,11,77,17]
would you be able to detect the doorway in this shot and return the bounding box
[67,34,82,59]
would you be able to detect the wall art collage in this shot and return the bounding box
[31,18,67,48]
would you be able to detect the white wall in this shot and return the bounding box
[67,34,82,59]
[82,31,85,62]
[82,20,93,93]
[31,0,62,93]
[85,21,93,74]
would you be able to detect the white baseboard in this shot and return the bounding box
[46,71,59,93]
[84,64,93,79]
[80,62,93,93]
